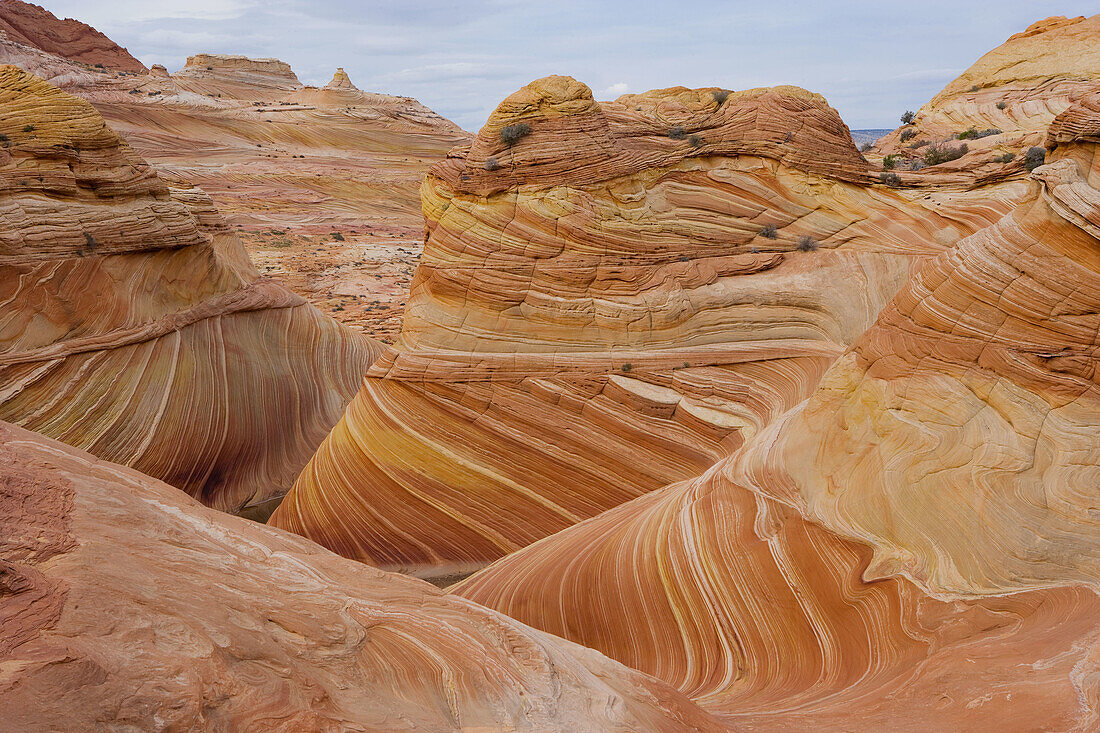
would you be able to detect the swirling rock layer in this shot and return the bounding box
[0,65,376,513]
[0,420,723,732]
[454,90,1100,730]
[270,76,1021,577]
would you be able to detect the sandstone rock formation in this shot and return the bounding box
[0,420,723,732]
[873,14,1100,177]
[0,13,469,340]
[325,66,356,90]
[452,83,1100,732]
[269,75,1023,579]
[0,0,145,72]
[0,65,377,514]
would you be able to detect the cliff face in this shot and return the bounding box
[451,84,1100,732]
[0,65,377,513]
[268,75,1022,579]
[0,0,145,72]
[0,420,723,732]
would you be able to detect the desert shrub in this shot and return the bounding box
[668,125,687,140]
[331,231,345,241]
[621,362,633,372]
[908,139,929,149]
[900,128,917,143]
[84,232,97,251]
[957,127,1001,140]
[0,133,8,144]
[759,224,778,239]
[797,235,818,252]
[882,154,899,170]
[860,142,873,152]
[94,63,104,69]
[22,124,34,133]
[484,156,501,171]
[908,159,925,171]
[969,85,980,92]
[687,134,703,147]
[1024,146,1045,171]
[499,122,532,146]
[996,101,1007,110]
[900,110,915,125]
[923,142,968,166]
[712,89,730,105]
[880,172,902,186]
[993,152,1016,164]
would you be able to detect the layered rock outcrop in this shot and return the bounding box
[0,65,376,513]
[0,0,145,72]
[0,420,722,732]
[873,14,1100,175]
[0,12,469,340]
[269,75,1022,578]
[453,88,1100,731]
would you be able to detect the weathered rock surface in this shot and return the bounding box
[0,0,145,72]
[0,420,723,732]
[0,65,377,513]
[269,75,1022,579]
[453,82,1100,732]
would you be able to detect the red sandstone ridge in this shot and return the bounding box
[0,420,723,732]
[0,0,145,72]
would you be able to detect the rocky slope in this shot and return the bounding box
[0,0,145,72]
[0,11,469,341]
[0,420,723,732]
[0,65,376,514]
[872,15,1100,178]
[268,75,1023,580]
[452,89,1100,731]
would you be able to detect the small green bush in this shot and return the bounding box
[1024,146,1045,171]
[687,133,703,147]
[84,232,97,251]
[331,231,345,242]
[956,127,1001,140]
[900,128,917,143]
[993,152,1016,164]
[484,156,501,171]
[797,235,818,252]
[880,172,902,186]
[923,142,968,166]
[22,124,34,133]
[499,122,532,146]
[668,125,687,140]
[759,224,778,239]
[996,101,1007,110]
[908,139,929,149]
[860,142,873,152]
[712,89,730,105]
[882,154,900,170]
[900,110,915,125]
[621,362,633,372]
[969,85,980,92]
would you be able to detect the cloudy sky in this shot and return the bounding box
[42,0,1098,132]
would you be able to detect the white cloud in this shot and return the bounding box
[601,82,630,98]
